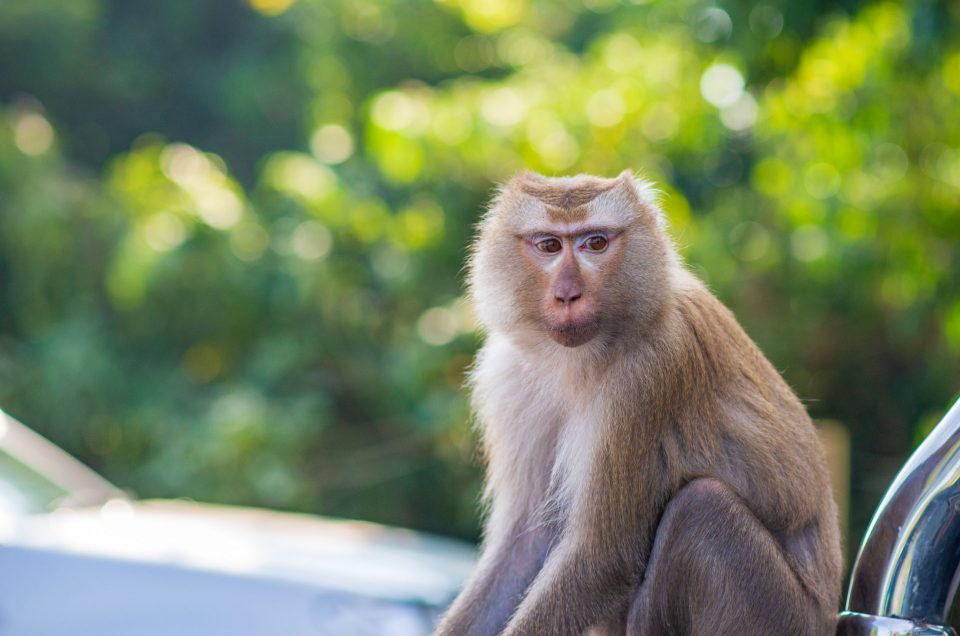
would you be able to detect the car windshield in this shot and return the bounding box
[0,447,71,516]
[0,410,121,524]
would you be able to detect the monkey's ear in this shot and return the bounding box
[486,171,540,219]
[612,170,666,228]
[492,171,534,203]
[614,170,657,204]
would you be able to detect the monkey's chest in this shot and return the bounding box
[475,343,609,511]
[485,397,602,510]
[546,413,602,502]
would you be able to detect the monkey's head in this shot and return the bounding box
[468,170,676,349]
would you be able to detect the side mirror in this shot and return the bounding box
[838,399,960,636]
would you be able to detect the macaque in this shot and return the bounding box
[436,171,842,636]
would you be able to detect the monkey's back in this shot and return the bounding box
[656,274,842,611]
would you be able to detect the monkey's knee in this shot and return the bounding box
[628,478,825,636]
[627,479,739,632]
[655,478,744,546]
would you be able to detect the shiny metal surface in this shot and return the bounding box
[837,612,956,636]
[843,397,960,631]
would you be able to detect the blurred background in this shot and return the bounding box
[0,0,958,571]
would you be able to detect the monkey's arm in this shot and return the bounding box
[435,519,555,636]
[498,525,646,636]
[498,454,663,636]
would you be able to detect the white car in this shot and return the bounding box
[0,409,474,636]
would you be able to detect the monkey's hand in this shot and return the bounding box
[499,532,639,636]
[435,521,555,636]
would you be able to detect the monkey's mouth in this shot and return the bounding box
[547,318,601,347]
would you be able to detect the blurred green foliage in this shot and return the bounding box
[1,0,959,553]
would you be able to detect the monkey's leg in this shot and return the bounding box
[435,520,555,636]
[626,478,833,636]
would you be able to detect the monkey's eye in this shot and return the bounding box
[583,235,608,252]
[536,238,562,254]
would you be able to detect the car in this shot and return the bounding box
[837,397,960,636]
[0,408,475,636]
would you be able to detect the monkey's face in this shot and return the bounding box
[520,226,620,347]
[469,171,672,348]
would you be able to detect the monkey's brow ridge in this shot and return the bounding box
[519,179,618,209]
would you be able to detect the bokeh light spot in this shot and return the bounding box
[341,1,395,43]
[371,245,410,280]
[753,157,792,195]
[192,186,243,230]
[291,221,333,261]
[804,162,841,199]
[371,91,430,134]
[144,213,187,252]
[497,29,551,67]
[230,223,270,262]
[397,198,445,248]
[584,0,619,13]
[182,344,223,384]
[248,0,295,16]
[161,143,212,186]
[310,124,354,164]
[791,225,828,262]
[700,63,745,107]
[749,5,784,39]
[602,33,643,73]
[538,131,579,171]
[480,87,525,127]
[944,52,960,95]
[13,112,54,155]
[881,273,918,308]
[374,134,424,183]
[728,222,771,262]
[455,35,497,72]
[641,103,679,141]
[586,89,626,128]
[431,104,473,145]
[695,8,732,43]
[453,0,527,33]
[944,301,960,353]
[265,154,337,201]
[528,117,579,170]
[872,142,908,181]
[720,92,758,131]
[417,307,459,346]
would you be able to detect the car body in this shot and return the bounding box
[0,409,475,636]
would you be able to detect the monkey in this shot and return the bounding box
[434,170,842,636]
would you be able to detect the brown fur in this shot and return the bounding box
[518,171,618,210]
[436,171,842,636]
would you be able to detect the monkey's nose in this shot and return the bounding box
[554,287,582,305]
[553,265,583,305]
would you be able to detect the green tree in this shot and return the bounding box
[1,0,958,555]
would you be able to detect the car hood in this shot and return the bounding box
[1,498,475,607]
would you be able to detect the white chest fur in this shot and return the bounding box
[471,332,603,522]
